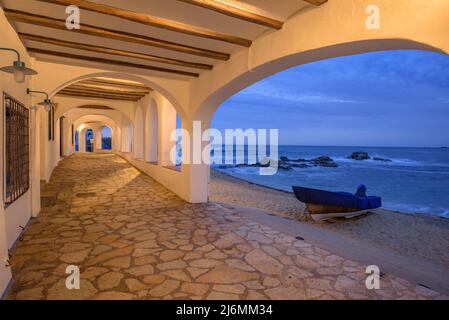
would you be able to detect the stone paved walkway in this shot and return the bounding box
[7,154,445,300]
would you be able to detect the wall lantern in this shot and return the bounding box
[0,47,38,83]
[27,89,54,111]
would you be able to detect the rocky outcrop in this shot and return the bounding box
[217,155,338,170]
[345,151,392,162]
[346,151,370,160]
[311,156,338,167]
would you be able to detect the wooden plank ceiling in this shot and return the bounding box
[2,0,327,102]
[57,77,152,102]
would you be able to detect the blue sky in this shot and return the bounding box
[102,126,111,138]
[211,50,449,147]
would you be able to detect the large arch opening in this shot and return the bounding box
[102,126,112,150]
[85,129,94,153]
[202,49,449,272]
[206,49,449,267]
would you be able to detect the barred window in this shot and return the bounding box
[4,93,30,207]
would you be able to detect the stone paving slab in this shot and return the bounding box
[6,154,447,300]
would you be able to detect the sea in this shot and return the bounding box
[210,145,449,218]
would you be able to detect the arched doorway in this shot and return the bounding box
[85,129,94,152]
[102,126,112,150]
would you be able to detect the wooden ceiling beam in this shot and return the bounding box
[73,83,150,94]
[61,86,146,96]
[4,9,230,61]
[60,93,141,101]
[37,0,252,47]
[64,83,150,93]
[60,88,143,98]
[65,85,148,97]
[19,33,213,70]
[81,78,151,90]
[303,0,328,6]
[57,91,140,101]
[77,105,114,110]
[27,47,200,77]
[177,0,283,29]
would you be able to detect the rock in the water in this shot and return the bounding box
[311,156,338,168]
[347,151,370,160]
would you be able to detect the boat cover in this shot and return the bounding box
[292,185,381,210]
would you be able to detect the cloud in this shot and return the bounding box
[212,50,449,147]
[242,84,358,104]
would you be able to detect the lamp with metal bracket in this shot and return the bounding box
[27,89,54,111]
[0,48,38,83]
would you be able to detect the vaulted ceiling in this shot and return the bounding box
[2,0,327,103]
[2,0,327,81]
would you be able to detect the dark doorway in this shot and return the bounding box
[86,129,94,152]
[75,130,79,151]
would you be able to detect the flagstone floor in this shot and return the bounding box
[6,153,445,300]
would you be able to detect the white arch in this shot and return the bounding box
[145,99,159,163]
[191,0,449,121]
[78,126,95,153]
[101,125,113,150]
[194,40,445,121]
[134,107,144,160]
[47,71,187,120]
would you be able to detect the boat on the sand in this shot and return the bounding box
[292,185,382,221]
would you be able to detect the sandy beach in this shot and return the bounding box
[210,170,449,270]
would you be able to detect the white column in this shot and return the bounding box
[181,117,210,203]
[94,127,103,151]
[79,128,86,153]
[39,109,49,182]
[159,100,177,166]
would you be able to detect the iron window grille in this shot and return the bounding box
[4,93,30,207]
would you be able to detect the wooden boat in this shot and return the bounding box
[292,185,382,221]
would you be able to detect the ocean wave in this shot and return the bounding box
[332,156,424,166]
[384,203,449,218]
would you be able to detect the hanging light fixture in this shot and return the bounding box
[27,89,54,111]
[0,48,38,83]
